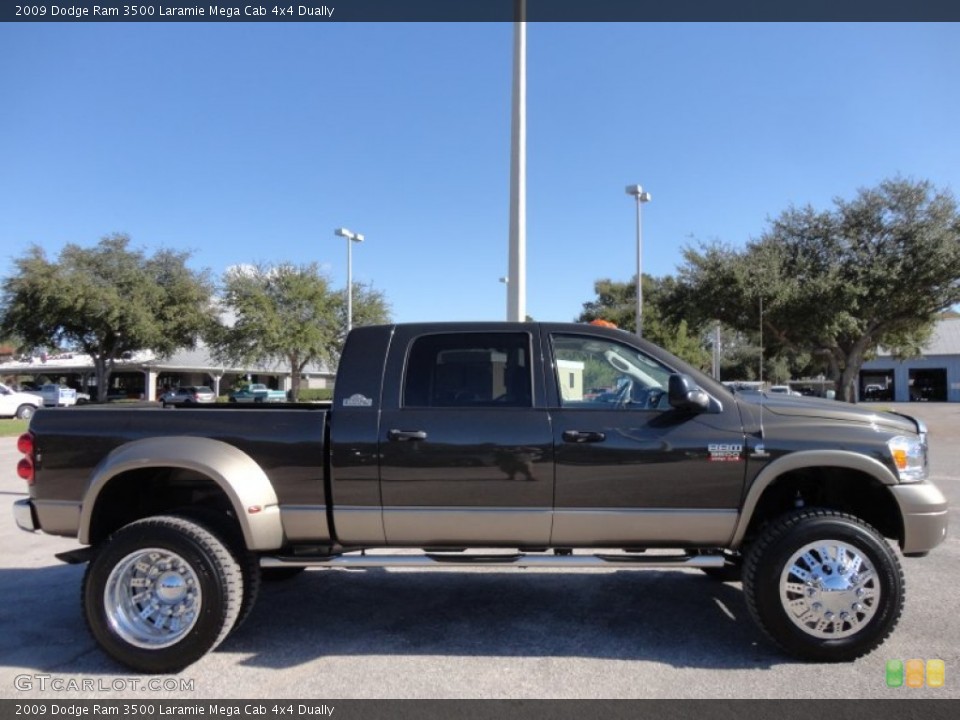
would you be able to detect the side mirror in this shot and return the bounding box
[668,373,710,412]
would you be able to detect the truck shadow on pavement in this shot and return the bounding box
[0,564,783,675]
[227,567,782,670]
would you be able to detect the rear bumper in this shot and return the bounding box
[13,498,38,532]
[890,482,949,555]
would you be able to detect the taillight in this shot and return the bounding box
[16,432,35,485]
[17,432,34,456]
[17,459,34,483]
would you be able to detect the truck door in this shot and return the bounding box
[543,328,746,547]
[378,326,554,547]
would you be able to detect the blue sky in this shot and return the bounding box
[1,22,958,324]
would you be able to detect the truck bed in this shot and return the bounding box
[26,404,329,512]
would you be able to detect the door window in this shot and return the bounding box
[551,334,672,410]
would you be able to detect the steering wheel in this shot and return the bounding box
[614,378,634,408]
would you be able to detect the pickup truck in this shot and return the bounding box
[228,383,287,403]
[12,322,948,673]
[27,383,78,407]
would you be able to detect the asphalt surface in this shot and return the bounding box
[1,403,958,699]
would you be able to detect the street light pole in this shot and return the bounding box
[507,0,527,322]
[625,185,651,336]
[334,227,364,334]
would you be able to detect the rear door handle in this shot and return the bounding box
[562,430,606,444]
[388,429,428,442]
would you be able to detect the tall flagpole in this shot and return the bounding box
[507,0,527,322]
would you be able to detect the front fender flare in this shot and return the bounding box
[79,436,283,550]
[729,450,899,550]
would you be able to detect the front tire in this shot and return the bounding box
[82,515,243,673]
[743,509,904,662]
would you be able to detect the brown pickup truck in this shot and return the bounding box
[13,322,948,672]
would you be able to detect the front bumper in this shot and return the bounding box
[14,498,38,532]
[890,482,949,555]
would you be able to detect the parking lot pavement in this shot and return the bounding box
[1,403,958,699]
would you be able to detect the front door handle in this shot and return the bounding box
[388,429,428,442]
[562,430,606,444]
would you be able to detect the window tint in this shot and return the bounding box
[551,334,672,410]
[404,333,532,408]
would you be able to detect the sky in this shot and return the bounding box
[1,22,959,325]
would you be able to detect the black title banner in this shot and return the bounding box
[4,1,960,22]
[0,700,958,720]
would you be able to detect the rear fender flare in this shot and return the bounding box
[79,436,283,550]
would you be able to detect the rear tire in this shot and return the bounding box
[82,515,243,673]
[173,507,261,630]
[742,509,904,662]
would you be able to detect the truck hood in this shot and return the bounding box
[735,393,920,435]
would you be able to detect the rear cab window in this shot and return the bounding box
[403,332,533,408]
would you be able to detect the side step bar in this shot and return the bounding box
[262,553,726,569]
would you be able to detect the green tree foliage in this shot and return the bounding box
[671,178,960,401]
[0,234,214,401]
[577,275,711,370]
[212,263,390,401]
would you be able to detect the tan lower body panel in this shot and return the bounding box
[551,508,738,547]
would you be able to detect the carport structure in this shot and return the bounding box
[0,343,334,402]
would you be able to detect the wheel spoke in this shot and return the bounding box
[789,564,812,581]
[784,582,807,596]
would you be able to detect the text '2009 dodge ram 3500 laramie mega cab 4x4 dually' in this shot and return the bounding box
[13,322,949,673]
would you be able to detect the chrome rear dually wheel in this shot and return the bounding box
[104,547,203,649]
[83,515,243,673]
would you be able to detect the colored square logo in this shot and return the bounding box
[886,659,904,687]
[927,659,945,688]
[905,659,925,688]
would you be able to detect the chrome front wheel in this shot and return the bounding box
[743,509,904,662]
[779,540,880,640]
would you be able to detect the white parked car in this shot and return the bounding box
[0,382,43,419]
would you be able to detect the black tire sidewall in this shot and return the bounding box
[83,517,235,673]
[746,512,903,662]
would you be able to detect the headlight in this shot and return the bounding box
[887,435,927,483]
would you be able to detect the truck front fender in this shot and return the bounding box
[79,436,284,551]
[729,450,899,549]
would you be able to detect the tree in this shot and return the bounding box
[670,178,960,401]
[333,282,392,363]
[577,275,711,370]
[212,264,390,401]
[0,234,215,401]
